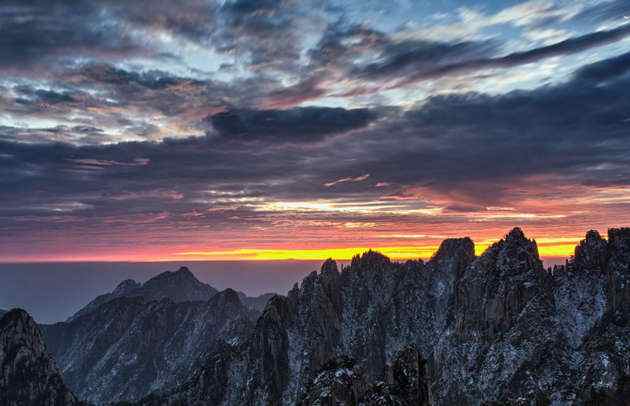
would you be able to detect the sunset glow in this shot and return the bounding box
[1,0,629,263]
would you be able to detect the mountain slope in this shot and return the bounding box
[152,239,474,405]
[0,309,82,406]
[148,227,630,405]
[43,289,254,404]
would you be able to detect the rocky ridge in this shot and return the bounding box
[68,266,273,322]
[146,227,630,405]
[6,227,630,405]
[67,266,218,321]
[0,309,82,406]
[43,279,256,404]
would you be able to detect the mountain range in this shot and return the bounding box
[2,227,630,405]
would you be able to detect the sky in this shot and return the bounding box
[1,0,630,262]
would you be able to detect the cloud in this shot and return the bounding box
[571,0,630,25]
[209,107,378,142]
[3,0,630,257]
[574,50,630,82]
[353,38,496,81]
[324,174,370,188]
[0,1,144,71]
[395,23,630,85]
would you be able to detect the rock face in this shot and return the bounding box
[155,239,474,405]
[0,309,81,406]
[43,287,255,404]
[145,227,630,405]
[239,292,277,312]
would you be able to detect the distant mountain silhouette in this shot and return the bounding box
[67,266,218,321]
[42,267,256,404]
[68,266,274,323]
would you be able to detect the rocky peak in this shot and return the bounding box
[350,250,391,271]
[111,278,140,296]
[212,288,243,310]
[1,309,42,353]
[608,228,630,261]
[124,266,217,302]
[573,229,608,271]
[433,237,475,261]
[430,237,475,280]
[605,228,630,315]
[260,294,293,327]
[320,258,339,274]
[0,309,81,406]
[505,226,526,242]
[489,227,543,274]
[144,266,197,286]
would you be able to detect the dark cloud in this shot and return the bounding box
[209,107,378,142]
[574,50,630,82]
[0,1,143,70]
[2,0,630,256]
[213,0,318,73]
[13,86,76,104]
[2,51,630,219]
[354,39,495,80]
[354,24,630,85]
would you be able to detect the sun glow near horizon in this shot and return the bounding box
[173,236,581,262]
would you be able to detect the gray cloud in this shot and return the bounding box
[395,23,630,85]
[574,50,630,82]
[2,51,630,231]
[209,107,378,142]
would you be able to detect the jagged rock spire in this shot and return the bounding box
[320,258,339,274]
[573,230,608,271]
[505,226,526,242]
[0,309,81,406]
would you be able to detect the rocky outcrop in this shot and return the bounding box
[0,309,82,406]
[153,238,474,405]
[144,227,630,406]
[43,288,254,404]
[299,347,429,406]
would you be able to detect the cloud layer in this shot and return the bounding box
[1,0,630,260]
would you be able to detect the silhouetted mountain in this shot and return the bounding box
[68,267,275,323]
[0,309,82,406]
[142,227,630,405]
[68,266,218,321]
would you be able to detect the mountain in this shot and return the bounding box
[143,227,630,405]
[43,285,256,404]
[0,309,6,317]
[68,266,274,322]
[0,309,82,406]
[68,266,218,321]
